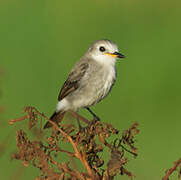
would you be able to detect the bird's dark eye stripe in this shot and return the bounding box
[99,46,106,52]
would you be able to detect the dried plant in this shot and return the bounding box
[162,158,181,180]
[9,106,139,180]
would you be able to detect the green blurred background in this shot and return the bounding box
[0,0,181,179]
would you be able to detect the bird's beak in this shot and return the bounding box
[105,52,125,58]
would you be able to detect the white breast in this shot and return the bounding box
[102,65,116,98]
[91,54,117,101]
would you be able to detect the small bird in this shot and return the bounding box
[44,39,125,129]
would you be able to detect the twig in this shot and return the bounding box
[8,115,29,125]
[48,155,84,180]
[99,134,112,149]
[119,144,137,157]
[71,111,90,124]
[55,146,75,157]
[162,158,181,180]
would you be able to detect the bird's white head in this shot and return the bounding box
[85,39,125,66]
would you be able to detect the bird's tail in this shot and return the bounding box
[43,111,65,129]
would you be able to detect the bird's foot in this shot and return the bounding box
[88,116,100,127]
[93,116,100,122]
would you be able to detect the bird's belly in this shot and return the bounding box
[69,67,116,109]
[95,70,116,103]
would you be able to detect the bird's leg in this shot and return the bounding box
[86,107,100,121]
[74,111,84,131]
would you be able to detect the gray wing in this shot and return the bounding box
[58,62,89,101]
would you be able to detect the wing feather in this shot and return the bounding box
[58,62,89,101]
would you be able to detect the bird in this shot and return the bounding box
[44,39,125,129]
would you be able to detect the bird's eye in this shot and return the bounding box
[99,46,106,52]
